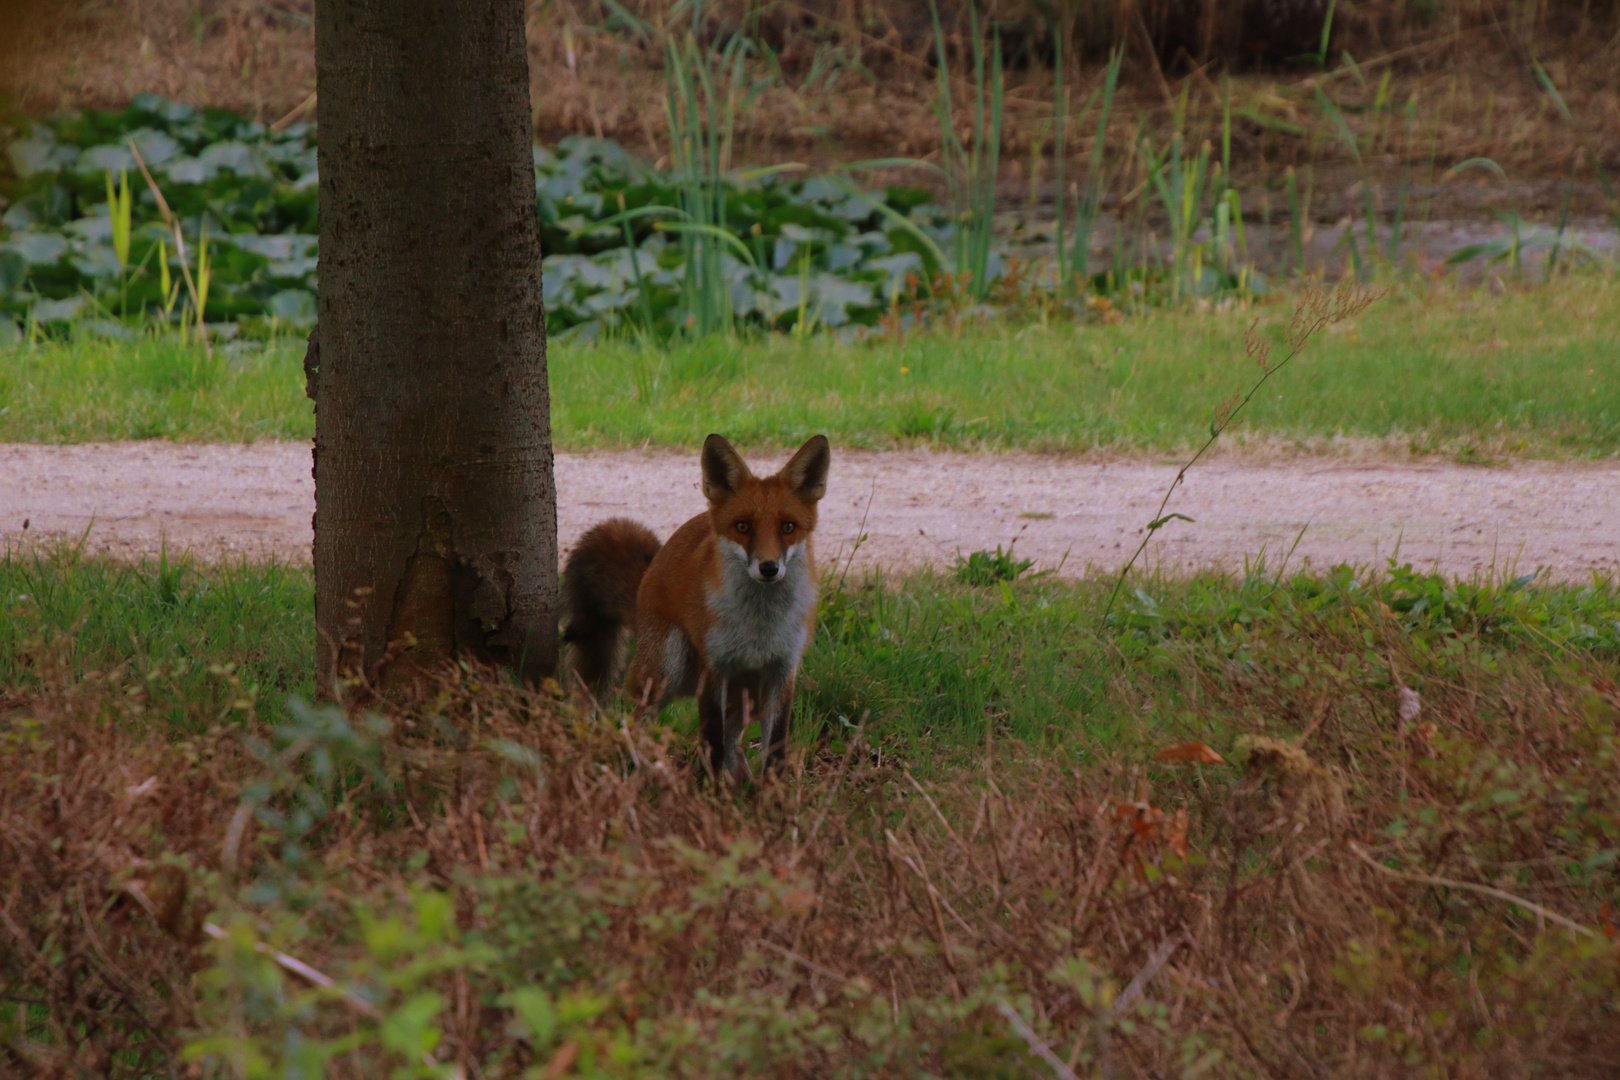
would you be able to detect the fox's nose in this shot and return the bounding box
[757,561,780,580]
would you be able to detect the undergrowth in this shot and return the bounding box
[2,545,1618,1076]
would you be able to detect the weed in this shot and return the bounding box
[1104,280,1380,621]
[662,29,757,339]
[952,544,1036,586]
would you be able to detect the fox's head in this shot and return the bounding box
[702,433,830,584]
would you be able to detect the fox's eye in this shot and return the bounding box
[781,522,796,534]
[734,521,751,534]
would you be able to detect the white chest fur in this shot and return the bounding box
[705,539,816,673]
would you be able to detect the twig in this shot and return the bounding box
[885,828,967,999]
[1346,842,1596,938]
[755,938,849,982]
[1111,934,1184,1017]
[124,882,380,1016]
[995,1000,1080,1080]
[902,765,977,873]
[1130,6,1176,107]
[1290,28,1481,91]
[270,91,317,132]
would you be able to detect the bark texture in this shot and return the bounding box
[314,0,556,691]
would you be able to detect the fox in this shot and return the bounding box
[561,433,831,783]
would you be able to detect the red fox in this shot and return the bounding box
[561,434,831,782]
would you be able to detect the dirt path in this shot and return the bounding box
[1,442,1616,581]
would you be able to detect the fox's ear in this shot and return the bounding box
[781,434,830,502]
[701,434,750,503]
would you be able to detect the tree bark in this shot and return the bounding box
[313,0,556,693]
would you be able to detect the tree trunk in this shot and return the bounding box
[313,0,556,693]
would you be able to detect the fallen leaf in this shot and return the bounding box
[1154,741,1224,764]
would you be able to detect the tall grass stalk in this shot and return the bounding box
[928,0,1003,300]
[664,30,752,338]
[1316,86,1376,280]
[1211,87,1249,273]
[1102,282,1380,622]
[104,169,133,317]
[1054,48,1121,295]
[616,194,659,337]
[195,223,212,337]
[127,137,212,359]
[1141,123,1211,300]
[1532,57,1620,237]
[1285,166,1305,275]
[1388,96,1418,262]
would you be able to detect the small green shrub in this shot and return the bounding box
[952,545,1035,586]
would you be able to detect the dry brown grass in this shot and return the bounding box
[3,1,1617,191]
[4,633,1618,1077]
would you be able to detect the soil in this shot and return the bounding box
[3,442,1615,582]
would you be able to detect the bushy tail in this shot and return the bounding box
[561,518,661,701]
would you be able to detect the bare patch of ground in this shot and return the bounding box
[2,442,1615,582]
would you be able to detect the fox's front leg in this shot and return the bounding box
[756,666,797,775]
[693,670,732,780]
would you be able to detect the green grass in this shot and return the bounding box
[2,279,1616,455]
[0,332,314,442]
[0,542,313,727]
[812,559,1620,765]
[7,541,1616,771]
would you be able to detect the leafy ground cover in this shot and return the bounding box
[2,277,1615,458]
[7,86,1613,353]
[0,96,970,340]
[2,545,1618,1075]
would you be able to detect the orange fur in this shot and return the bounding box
[561,434,831,782]
[560,518,661,700]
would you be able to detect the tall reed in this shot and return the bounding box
[1141,91,1213,302]
[664,29,753,338]
[1053,45,1122,294]
[928,0,1002,300]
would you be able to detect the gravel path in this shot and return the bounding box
[1,442,1615,581]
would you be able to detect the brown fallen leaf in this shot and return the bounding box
[1154,741,1224,764]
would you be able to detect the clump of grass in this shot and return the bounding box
[951,543,1035,586]
[926,0,1003,300]
[661,28,764,339]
